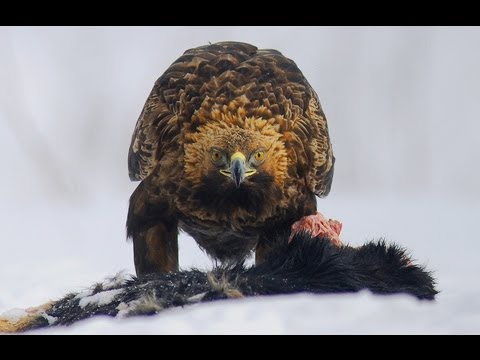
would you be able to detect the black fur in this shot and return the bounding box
[23,232,437,332]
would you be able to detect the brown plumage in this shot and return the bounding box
[127,41,335,276]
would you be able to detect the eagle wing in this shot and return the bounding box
[128,42,334,197]
[291,85,335,197]
[128,89,166,181]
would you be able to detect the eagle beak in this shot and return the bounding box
[220,152,256,188]
[231,157,245,188]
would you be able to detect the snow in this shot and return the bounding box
[41,313,57,326]
[101,272,130,290]
[74,290,94,301]
[78,289,124,309]
[28,291,480,335]
[1,308,28,323]
[116,300,143,319]
[1,27,479,334]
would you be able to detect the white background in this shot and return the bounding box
[0,27,478,334]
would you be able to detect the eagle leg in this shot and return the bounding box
[127,182,179,276]
[133,223,179,276]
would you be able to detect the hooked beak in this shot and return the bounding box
[220,152,256,188]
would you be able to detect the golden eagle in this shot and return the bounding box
[127,41,335,275]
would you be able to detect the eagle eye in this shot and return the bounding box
[210,148,226,165]
[251,149,266,165]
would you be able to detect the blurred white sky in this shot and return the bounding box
[0,26,479,205]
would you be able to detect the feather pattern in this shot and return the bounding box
[128,41,334,196]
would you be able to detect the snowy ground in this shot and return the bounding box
[2,192,478,334]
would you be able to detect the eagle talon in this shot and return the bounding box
[289,212,343,247]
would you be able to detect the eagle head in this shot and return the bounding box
[183,118,289,216]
